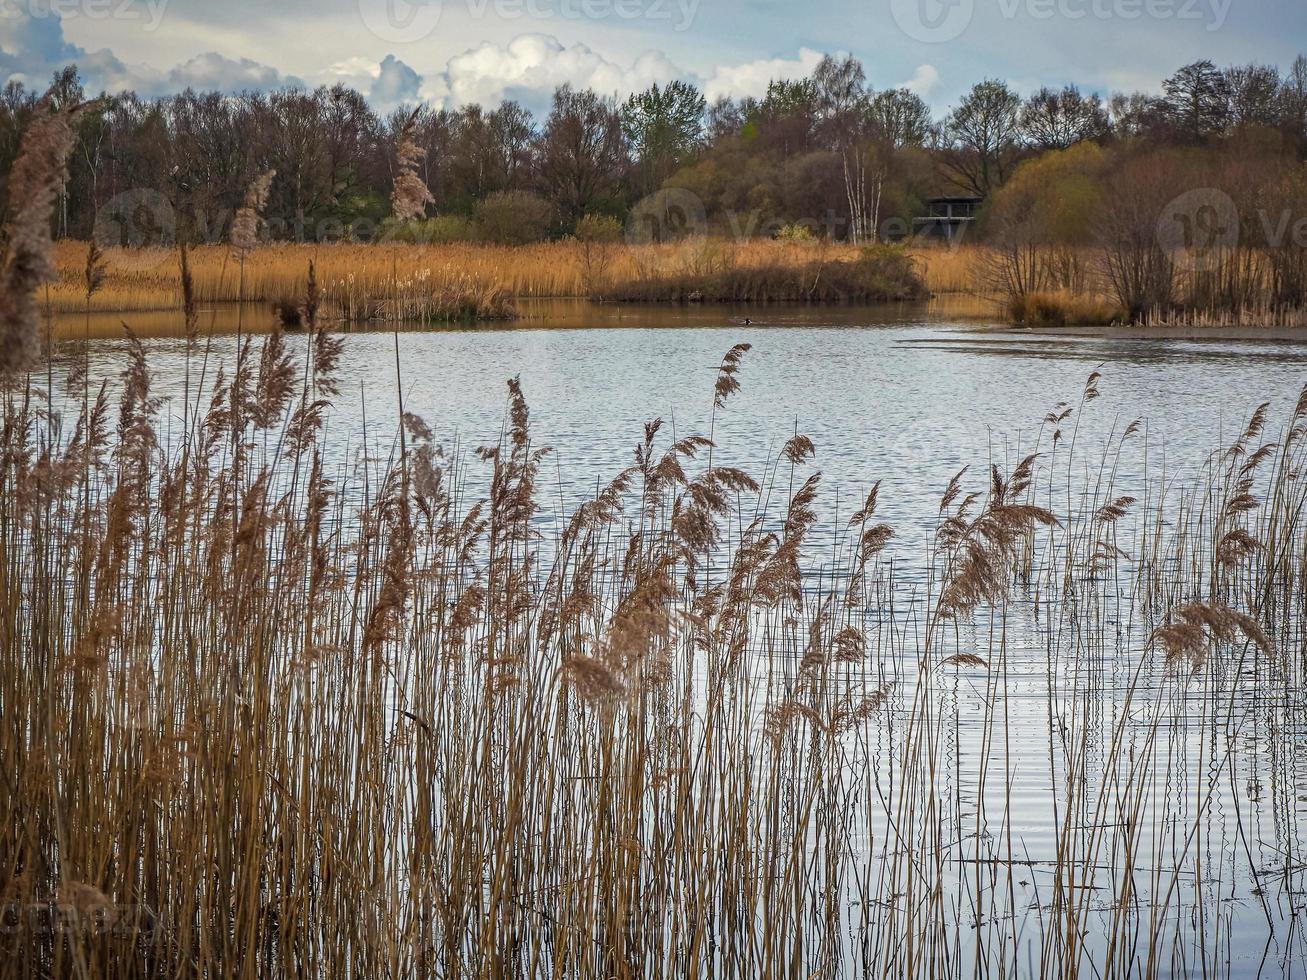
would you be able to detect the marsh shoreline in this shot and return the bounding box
[49,293,1307,346]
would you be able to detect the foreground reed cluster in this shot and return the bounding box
[2,323,1305,978]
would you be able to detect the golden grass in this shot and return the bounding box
[46,238,972,314]
[1144,304,1307,329]
[908,243,991,294]
[48,239,880,314]
[1007,290,1127,327]
[596,245,927,304]
[47,239,1301,330]
[43,238,1025,316]
[49,240,520,322]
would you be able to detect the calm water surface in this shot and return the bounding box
[63,299,1307,541]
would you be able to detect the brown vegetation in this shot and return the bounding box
[982,139,1307,326]
[0,97,91,371]
[595,244,927,304]
[1,325,1303,976]
[44,239,925,315]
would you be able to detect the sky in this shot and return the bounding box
[1,0,1304,116]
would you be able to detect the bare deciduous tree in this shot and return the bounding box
[1020,86,1108,150]
[941,79,1023,197]
[535,85,628,223]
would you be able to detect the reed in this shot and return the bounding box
[595,244,927,304]
[976,242,1307,328]
[0,97,92,371]
[910,243,993,295]
[41,240,842,313]
[46,239,956,316]
[1,307,1304,977]
[1006,290,1126,327]
[43,237,1307,330]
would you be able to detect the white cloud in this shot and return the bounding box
[4,8,939,123]
[166,52,303,92]
[1099,68,1166,96]
[421,34,682,110]
[701,47,824,102]
[0,9,87,87]
[897,64,941,98]
[327,56,379,82]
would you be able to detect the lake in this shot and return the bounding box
[58,298,1307,554]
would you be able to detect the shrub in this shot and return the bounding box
[475,191,556,245]
[983,143,1110,298]
[573,214,624,293]
[383,215,477,244]
[1007,290,1124,327]
[775,223,817,243]
[574,213,623,243]
[596,245,927,303]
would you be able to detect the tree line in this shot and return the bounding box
[1,54,1305,247]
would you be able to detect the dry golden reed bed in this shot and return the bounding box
[46,239,977,316]
[54,239,1307,329]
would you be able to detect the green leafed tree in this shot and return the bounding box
[621,81,706,195]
